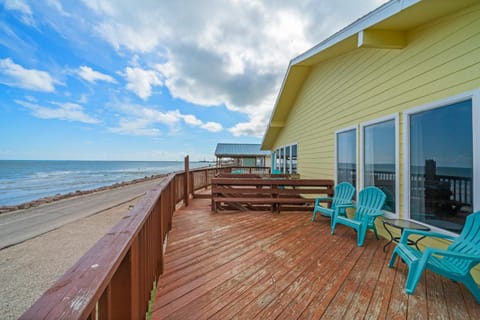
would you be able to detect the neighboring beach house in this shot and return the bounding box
[261,0,479,259]
[214,143,271,168]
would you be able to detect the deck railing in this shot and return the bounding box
[220,166,272,175]
[20,162,218,319]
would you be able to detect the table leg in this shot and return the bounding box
[383,223,395,252]
[413,235,426,250]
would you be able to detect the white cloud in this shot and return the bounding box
[122,67,162,100]
[16,100,100,124]
[80,0,382,136]
[180,114,223,132]
[201,122,223,133]
[78,66,116,83]
[0,58,56,92]
[181,114,202,126]
[2,0,35,25]
[229,95,276,137]
[109,103,223,136]
[46,0,70,16]
[109,118,161,136]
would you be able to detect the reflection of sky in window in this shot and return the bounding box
[410,100,472,168]
[337,129,356,164]
[364,120,395,165]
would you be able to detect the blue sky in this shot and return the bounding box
[0,0,383,161]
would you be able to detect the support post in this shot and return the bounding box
[109,252,132,319]
[184,155,189,206]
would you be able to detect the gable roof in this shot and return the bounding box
[261,0,478,150]
[215,143,271,157]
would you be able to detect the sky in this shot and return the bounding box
[0,0,384,161]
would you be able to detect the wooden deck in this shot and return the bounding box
[151,198,480,319]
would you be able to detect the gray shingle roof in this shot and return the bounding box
[215,143,270,157]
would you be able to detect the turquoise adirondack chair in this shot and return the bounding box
[331,186,386,246]
[389,211,480,303]
[311,182,355,222]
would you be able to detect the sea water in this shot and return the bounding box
[0,160,208,206]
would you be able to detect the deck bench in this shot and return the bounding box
[211,178,333,212]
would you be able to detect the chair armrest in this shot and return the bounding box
[399,229,457,245]
[315,197,333,202]
[424,248,480,262]
[336,203,355,209]
[332,203,355,217]
[360,210,383,224]
[368,209,384,217]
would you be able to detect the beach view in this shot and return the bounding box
[2,0,480,319]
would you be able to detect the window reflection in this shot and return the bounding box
[364,119,396,212]
[337,129,356,187]
[285,145,291,173]
[292,144,298,174]
[410,100,473,233]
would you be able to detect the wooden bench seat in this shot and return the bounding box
[212,197,314,204]
[211,177,333,213]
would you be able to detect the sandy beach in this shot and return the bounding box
[0,177,164,319]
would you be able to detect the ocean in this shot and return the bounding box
[0,160,209,206]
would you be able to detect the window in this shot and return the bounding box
[273,144,298,174]
[279,147,284,172]
[275,148,283,171]
[362,117,398,213]
[406,98,476,233]
[336,128,357,187]
[285,145,291,173]
[291,144,298,174]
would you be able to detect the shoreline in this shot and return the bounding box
[0,173,167,214]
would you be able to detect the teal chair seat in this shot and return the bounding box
[311,182,355,222]
[389,211,480,303]
[331,186,386,247]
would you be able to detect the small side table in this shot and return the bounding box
[382,219,430,252]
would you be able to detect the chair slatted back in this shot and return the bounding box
[447,211,480,272]
[354,186,386,222]
[331,182,355,209]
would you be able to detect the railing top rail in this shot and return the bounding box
[20,174,175,319]
[211,178,334,186]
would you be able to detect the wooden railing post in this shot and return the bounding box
[109,251,132,319]
[130,238,141,319]
[184,156,189,206]
[190,171,194,196]
[97,285,111,319]
[205,169,208,189]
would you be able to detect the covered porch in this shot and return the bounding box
[151,196,480,319]
[214,143,271,168]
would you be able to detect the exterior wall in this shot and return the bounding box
[273,3,480,209]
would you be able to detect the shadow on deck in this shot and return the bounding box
[151,197,480,319]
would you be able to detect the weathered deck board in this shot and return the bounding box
[151,198,480,319]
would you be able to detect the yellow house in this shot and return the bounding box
[261,0,480,273]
